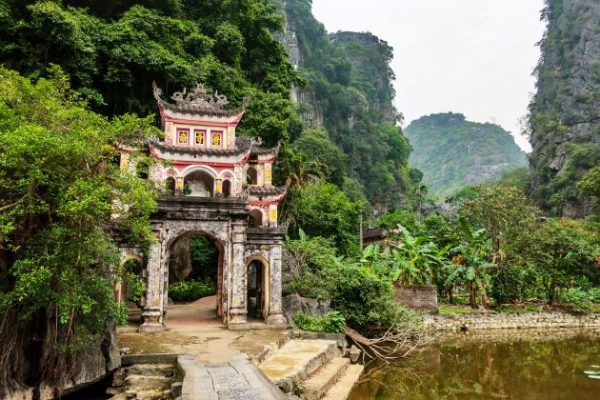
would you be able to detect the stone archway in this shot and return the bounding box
[140,215,249,332]
[166,231,225,320]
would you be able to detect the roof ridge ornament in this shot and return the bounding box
[170,84,229,110]
[152,82,250,116]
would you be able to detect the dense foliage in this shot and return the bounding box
[528,0,600,217]
[368,184,600,309]
[169,279,216,302]
[293,311,345,333]
[0,0,303,145]
[284,231,423,332]
[0,68,157,391]
[404,113,527,198]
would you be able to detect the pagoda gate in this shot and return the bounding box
[121,83,288,331]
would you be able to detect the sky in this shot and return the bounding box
[312,0,547,152]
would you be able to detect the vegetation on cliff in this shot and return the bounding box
[405,113,527,198]
[528,0,600,217]
[283,0,419,209]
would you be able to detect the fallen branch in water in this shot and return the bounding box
[344,325,424,364]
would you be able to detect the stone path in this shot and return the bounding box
[177,354,286,400]
[118,297,287,364]
[118,297,364,400]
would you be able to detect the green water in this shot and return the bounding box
[349,334,600,400]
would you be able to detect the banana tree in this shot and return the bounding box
[389,225,450,286]
[446,220,495,308]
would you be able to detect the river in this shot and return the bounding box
[349,330,600,400]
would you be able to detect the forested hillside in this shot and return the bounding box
[405,113,528,198]
[279,0,419,210]
[0,0,303,145]
[528,0,600,217]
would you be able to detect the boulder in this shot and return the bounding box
[283,294,330,325]
[5,324,121,400]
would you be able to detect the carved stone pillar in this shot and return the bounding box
[140,234,165,332]
[228,220,248,325]
[267,243,286,325]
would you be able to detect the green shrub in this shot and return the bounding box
[169,279,215,302]
[561,288,594,313]
[287,269,331,299]
[115,302,129,326]
[293,311,346,333]
[329,263,422,331]
[587,287,600,303]
[126,272,145,303]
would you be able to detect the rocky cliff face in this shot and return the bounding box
[528,0,600,216]
[275,0,417,209]
[405,113,528,198]
[329,31,399,125]
[3,326,120,400]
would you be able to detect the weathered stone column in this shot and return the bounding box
[267,244,286,325]
[140,234,165,332]
[228,220,248,325]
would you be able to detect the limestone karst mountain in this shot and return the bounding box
[405,113,528,198]
[528,0,600,217]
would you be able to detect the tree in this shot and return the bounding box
[291,128,347,186]
[577,166,600,217]
[287,182,366,254]
[446,221,496,308]
[460,185,540,266]
[523,218,599,304]
[0,67,157,392]
[0,0,303,144]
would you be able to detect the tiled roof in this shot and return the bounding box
[245,185,287,196]
[250,142,280,156]
[149,136,252,156]
[158,100,247,117]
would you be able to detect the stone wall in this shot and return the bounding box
[424,312,600,333]
[394,284,438,313]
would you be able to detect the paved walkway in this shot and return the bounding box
[118,296,287,364]
[178,354,286,400]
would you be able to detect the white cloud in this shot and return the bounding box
[312,0,547,152]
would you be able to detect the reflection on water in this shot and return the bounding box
[350,332,600,400]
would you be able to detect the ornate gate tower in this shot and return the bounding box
[124,83,287,331]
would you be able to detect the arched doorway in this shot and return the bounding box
[167,232,224,321]
[247,258,269,320]
[222,179,232,197]
[184,170,214,197]
[165,177,176,195]
[118,258,144,304]
[249,209,263,228]
[247,166,258,185]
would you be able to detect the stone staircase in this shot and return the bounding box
[108,363,177,400]
[259,339,364,400]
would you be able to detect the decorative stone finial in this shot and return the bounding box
[170,84,229,110]
[152,81,250,114]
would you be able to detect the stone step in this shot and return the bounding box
[259,339,340,393]
[124,374,173,392]
[302,357,350,400]
[129,389,170,400]
[109,388,170,400]
[321,364,364,400]
[127,363,175,377]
